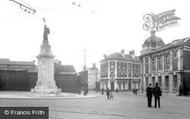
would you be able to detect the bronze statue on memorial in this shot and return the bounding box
[43,18,50,44]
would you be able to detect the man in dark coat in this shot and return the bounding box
[106,87,110,99]
[146,83,153,107]
[153,82,161,108]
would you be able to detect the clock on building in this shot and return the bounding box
[151,42,156,48]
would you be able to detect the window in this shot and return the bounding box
[164,53,170,71]
[151,57,156,72]
[110,61,115,78]
[100,62,108,78]
[173,50,178,71]
[173,52,177,59]
[157,55,163,70]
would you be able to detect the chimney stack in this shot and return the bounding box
[129,50,135,58]
[121,49,125,54]
[121,49,125,57]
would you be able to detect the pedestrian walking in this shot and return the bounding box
[116,88,119,93]
[109,91,114,99]
[153,82,161,108]
[146,83,153,107]
[133,88,137,95]
[106,87,110,99]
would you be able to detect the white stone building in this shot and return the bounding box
[87,63,100,90]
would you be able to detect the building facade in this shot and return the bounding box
[0,58,37,91]
[0,58,80,93]
[54,61,80,93]
[100,50,141,91]
[140,30,190,95]
[87,63,100,90]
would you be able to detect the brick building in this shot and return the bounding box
[100,50,141,91]
[140,30,190,95]
[0,58,37,91]
[0,58,80,93]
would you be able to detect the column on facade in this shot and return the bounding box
[121,82,123,90]
[142,59,146,92]
[148,56,151,74]
[107,80,111,89]
[114,80,118,90]
[125,82,128,90]
[162,54,165,71]
[148,76,151,84]
[143,77,146,92]
[131,62,133,79]
[114,60,117,91]
[155,76,158,84]
[125,82,127,90]
[169,74,173,93]
[161,75,165,90]
[104,83,107,89]
[143,58,146,74]
[177,49,183,70]
[115,60,117,79]
[155,55,158,72]
[161,54,165,91]
[108,61,110,79]
[170,51,173,71]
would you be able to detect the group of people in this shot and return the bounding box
[146,82,162,108]
[101,88,114,99]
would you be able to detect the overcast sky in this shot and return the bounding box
[0,0,190,72]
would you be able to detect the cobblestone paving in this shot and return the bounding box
[0,91,190,119]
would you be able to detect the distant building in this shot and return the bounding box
[0,58,80,93]
[0,58,36,71]
[140,30,190,95]
[87,63,100,90]
[0,58,37,91]
[100,50,141,91]
[54,61,80,93]
[78,70,88,92]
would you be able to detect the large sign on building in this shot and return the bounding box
[143,9,180,31]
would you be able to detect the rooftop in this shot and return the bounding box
[0,58,35,65]
[101,50,140,62]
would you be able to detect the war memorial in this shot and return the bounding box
[0,1,190,119]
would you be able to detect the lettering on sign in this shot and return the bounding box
[143,9,180,31]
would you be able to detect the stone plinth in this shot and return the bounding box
[31,23,60,94]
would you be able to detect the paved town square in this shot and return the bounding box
[0,91,189,119]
